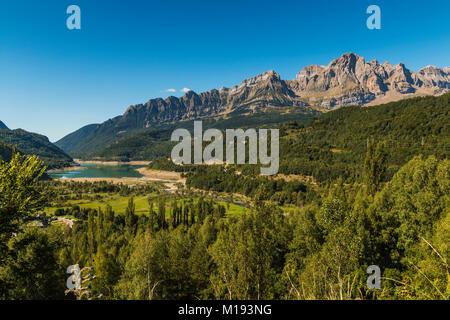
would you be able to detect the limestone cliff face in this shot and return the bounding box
[286,53,449,109]
[121,70,303,131]
[413,65,450,89]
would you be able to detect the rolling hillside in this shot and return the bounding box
[55,123,99,153]
[0,129,73,169]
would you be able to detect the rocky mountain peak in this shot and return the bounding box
[122,54,449,118]
[296,65,326,79]
[413,65,450,89]
[328,52,363,71]
[58,53,450,155]
[226,70,280,94]
[288,53,449,108]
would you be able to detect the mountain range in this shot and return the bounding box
[56,53,450,155]
[1,52,447,171]
[117,53,450,123]
[56,53,449,157]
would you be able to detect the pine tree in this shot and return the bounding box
[125,197,137,236]
[364,140,387,195]
[149,201,157,232]
[158,199,166,229]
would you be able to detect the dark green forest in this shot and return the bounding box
[279,93,449,182]
[0,129,73,169]
[0,142,17,163]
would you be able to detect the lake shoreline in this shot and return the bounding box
[73,159,150,166]
[49,164,185,191]
[49,162,145,180]
[47,166,87,173]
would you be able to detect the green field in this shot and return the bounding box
[45,194,250,218]
[45,195,152,215]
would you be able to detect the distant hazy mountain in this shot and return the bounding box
[55,123,99,153]
[0,120,9,130]
[59,53,449,156]
[0,128,73,169]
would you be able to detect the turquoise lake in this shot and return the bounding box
[49,163,144,179]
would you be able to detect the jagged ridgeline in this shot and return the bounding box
[56,71,318,157]
[78,92,449,174]
[0,128,73,169]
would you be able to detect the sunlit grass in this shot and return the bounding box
[45,193,250,218]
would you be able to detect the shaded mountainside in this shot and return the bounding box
[0,120,8,130]
[55,123,99,153]
[60,53,449,157]
[0,129,73,169]
[90,107,320,161]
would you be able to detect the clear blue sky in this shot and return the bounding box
[1,0,449,141]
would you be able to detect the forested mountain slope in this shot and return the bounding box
[148,93,449,187]
[0,129,73,169]
[278,93,449,182]
[55,123,99,153]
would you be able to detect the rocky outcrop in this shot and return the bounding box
[413,65,450,89]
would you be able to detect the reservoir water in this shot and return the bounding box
[49,163,144,179]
